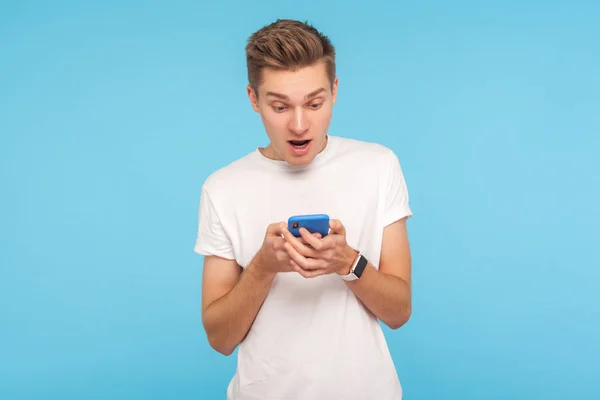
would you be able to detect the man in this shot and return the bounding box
[194,19,413,400]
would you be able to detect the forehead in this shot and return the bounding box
[258,62,331,101]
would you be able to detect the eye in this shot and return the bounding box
[308,102,323,110]
[272,105,288,113]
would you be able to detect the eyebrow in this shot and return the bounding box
[265,87,326,101]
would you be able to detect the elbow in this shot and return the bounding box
[202,313,236,356]
[207,334,236,356]
[214,346,235,357]
[386,307,412,330]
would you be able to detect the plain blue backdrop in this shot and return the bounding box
[1,1,599,399]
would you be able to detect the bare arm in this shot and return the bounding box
[201,254,275,356]
[344,218,412,329]
[283,218,412,330]
[201,222,304,355]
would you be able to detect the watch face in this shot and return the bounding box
[354,255,368,277]
[341,254,367,280]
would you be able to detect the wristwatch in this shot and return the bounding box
[340,252,368,281]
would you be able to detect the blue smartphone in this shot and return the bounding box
[288,214,330,238]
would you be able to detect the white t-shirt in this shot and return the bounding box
[194,135,413,400]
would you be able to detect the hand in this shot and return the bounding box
[254,222,322,278]
[282,219,358,279]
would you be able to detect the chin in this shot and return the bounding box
[285,153,315,166]
[285,157,311,166]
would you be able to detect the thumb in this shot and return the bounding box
[329,219,345,235]
[267,222,287,237]
[278,222,288,237]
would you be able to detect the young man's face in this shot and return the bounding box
[248,61,338,166]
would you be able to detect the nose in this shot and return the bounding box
[289,108,309,135]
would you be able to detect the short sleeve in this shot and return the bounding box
[383,150,413,227]
[193,186,236,260]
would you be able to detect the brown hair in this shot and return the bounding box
[245,19,336,95]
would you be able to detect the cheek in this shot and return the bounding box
[313,108,333,127]
[262,111,287,129]
[260,112,287,134]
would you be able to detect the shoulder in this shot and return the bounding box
[201,150,259,197]
[332,136,400,168]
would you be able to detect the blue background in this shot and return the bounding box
[1,0,599,399]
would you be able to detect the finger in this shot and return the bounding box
[282,227,318,258]
[284,241,322,270]
[298,228,325,250]
[273,237,286,250]
[290,259,312,278]
[291,260,328,278]
[329,219,346,235]
[303,232,322,248]
[284,241,309,267]
[298,237,317,247]
[290,259,302,274]
[313,233,337,251]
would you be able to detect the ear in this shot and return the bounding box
[247,85,260,112]
[331,76,339,105]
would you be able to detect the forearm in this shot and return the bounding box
[345,263,411,329]
[203,258,275,355]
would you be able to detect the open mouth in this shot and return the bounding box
[288,139,311,148]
